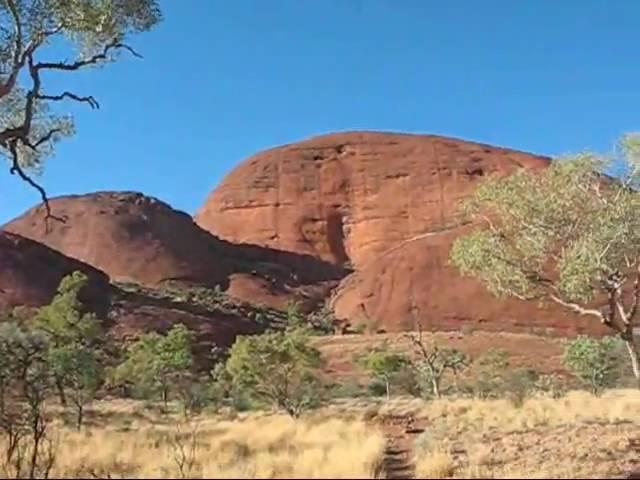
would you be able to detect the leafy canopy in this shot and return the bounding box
[33,270,101,345]
[359,342,409,381]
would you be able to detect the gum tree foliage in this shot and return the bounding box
[450,134,640,385]
[0,0,161,223]
[112,323,194,407]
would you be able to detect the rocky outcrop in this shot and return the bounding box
[195,131,551,269]
[3,191,344,311]
[330,226,609,336]
[3,191,236,288]
[196,131,608,335]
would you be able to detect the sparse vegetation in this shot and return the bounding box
[0,404,386,479]
[411,389,640,478]
[2,274,639,479]
[114,281,287,329]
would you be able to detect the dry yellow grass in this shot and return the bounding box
[414,445,456,479]
[3,389,639,479]
[412,389,640,479]
[2,406,385,479]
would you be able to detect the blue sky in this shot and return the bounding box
[2,0,640,223]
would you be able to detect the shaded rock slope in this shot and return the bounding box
[4,191,344,312]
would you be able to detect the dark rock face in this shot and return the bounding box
[0,230,110,312]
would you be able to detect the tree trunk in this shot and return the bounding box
[431,378,441,399]
[623,335,640,387]
[385,379,390,400]
[76,403,83,430]
[55,376,66,407]
[162,387,168,408]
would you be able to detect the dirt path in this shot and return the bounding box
[376,414,426,479]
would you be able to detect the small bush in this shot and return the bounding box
[358,341,410,399]
[534,373,570,399]
[502,368,539,407]
[225,326,325,417]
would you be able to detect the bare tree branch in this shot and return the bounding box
[0,37,141,212]
[37,91,99,109]
[35,40,142,72]
[626,264,640,321]
[7,141,65,231]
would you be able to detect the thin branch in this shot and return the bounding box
[0,28,139,222]
[626,264,640,321]
[7,141,65,231]
[35,40,142,72]
[33,128,62,148]
[36,91,99,109]
[549,294,605,321]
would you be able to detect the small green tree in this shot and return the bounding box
[113,324,194,408]
[0,322,56,479]
[450,136,640,386]
[359,341,410,399]
[48,346,101,429]
[225,327,323,417]
[33,271,104,428]
[563,336,622,395]
[404,327,469,398]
